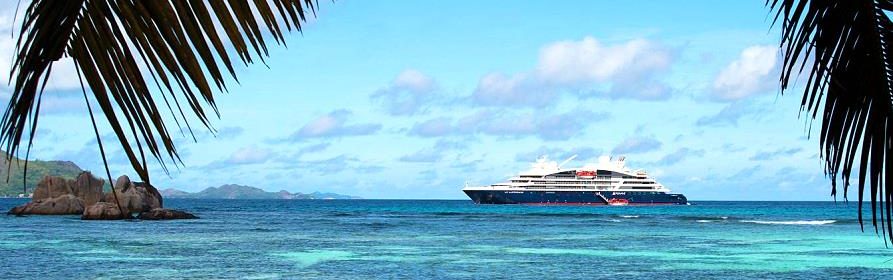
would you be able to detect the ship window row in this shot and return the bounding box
[520,186,663,191]
[537,175,614,179]
[525,186,610,189]
[524,180,613,185]
[622,181,655,184]
[543,176,614,180]
[546,176,577,179]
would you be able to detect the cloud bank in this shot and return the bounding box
[472,36,675,106]
[370,69,439,116]
[287,109,381,140]
[409,108,610,141]
[711,45,778,101]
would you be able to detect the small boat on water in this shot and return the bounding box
[462,155,688,205]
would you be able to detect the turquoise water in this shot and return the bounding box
[1,199,892,279]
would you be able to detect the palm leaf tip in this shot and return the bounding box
[768,0,893,243]
[1,0,317,188]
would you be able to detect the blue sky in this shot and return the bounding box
[0,1,837,200]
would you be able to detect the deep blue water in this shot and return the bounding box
[1,198,892,279]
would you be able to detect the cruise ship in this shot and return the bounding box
[462,155,688,205]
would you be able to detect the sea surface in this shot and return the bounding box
[1,199,892,279]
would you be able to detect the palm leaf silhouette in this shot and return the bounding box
[768,0,893,243]
[4,0,893,241]
[1,0,315,210]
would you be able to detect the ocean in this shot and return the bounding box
[1,198,892,279]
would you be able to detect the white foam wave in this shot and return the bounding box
[696,220,712,223]
[619,215,639,218]
[740,220,836,225]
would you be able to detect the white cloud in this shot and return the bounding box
[273,154,384,175]
[0,3,23,87]
[297,142,330,156]
[712,45,778,101]
[656,148,705,165]
[515,146,603,162]
[612,136,662,154]
[472,36,674,106]
[409,117,454,137]
[398,148,442,163]
[409,108,610,141]
[370,69,438,115]
[536,37,672,85]
[226,146,272,164]
[0,3,93,118]
[0,4,83,91]
[393,69,435,92]
[471,72,558,106]
[750,147,802,161]
[398,139,468,163]
[288,109,381,140]
[215,126,245,139]
[696,100,768,127]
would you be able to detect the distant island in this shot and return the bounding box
[0,152,360,200]
[161,184,361,200]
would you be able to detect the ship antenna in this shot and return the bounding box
[558,154,577,169]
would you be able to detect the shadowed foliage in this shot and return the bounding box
[768,0,893,243]
[0,0,316,190]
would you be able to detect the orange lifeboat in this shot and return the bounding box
[576,170,596,178]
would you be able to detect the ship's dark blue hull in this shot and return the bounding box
[464,190,688,205]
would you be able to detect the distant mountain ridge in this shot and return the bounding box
[161,184,360,199]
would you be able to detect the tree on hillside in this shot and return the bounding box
[2,0,893,242]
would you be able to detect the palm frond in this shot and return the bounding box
[768,0,893,243]
[1,0,316,189]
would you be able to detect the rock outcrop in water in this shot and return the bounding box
[7,173,197,220]
[8,194,84,215]
[8,172,103,215]
[81,202,124,220]
[103,175,163,214]
[71,171,104,206]
[137,208,198,220]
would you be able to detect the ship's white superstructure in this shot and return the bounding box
[462,155,671,193]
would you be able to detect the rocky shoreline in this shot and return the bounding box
[6,172,197,220]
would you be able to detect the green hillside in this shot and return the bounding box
[0,153,85,196]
